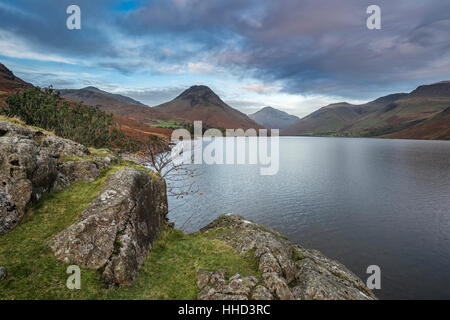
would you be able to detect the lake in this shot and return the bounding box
[167,137,450,299]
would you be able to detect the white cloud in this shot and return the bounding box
[0,29,76,64]
[188,61,215,74]
[157,64,185,74]
[241,84,276,94]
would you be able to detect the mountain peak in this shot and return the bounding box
[155,85,263,130]
[81,86,102,92]
[260,106,276,111]
[175,85,224,107]
[177,85,216,98]
[249,106,299,129]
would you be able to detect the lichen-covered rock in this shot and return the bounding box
[93,156,119,170]
[0,119,108,235]
[251,285,273,300]
[0,135,57,235]
[0,266,7,281]
[197,214,376,300]
[49,168,168,287]
[40,135,90,158]
[0,120,41,139]
[52,172,70,192]
[58,161,100,182]
[197,269,258,300]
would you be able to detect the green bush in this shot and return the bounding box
[1,87,138,151]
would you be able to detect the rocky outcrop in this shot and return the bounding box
[40,135,90,158]
[0,119,91,235]
[197,214,376,300]
[58,161,101,182]
[49,168,168,287]
[0,266,7,281]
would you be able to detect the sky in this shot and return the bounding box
[1,0,450,117]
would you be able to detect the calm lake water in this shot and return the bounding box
[168,137,450,299]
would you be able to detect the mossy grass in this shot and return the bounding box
[58,147,117,163]
[147,119,186,129]
[0,115,55,136]
[0,165,259,299]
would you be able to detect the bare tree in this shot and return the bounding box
[134,136,200,199]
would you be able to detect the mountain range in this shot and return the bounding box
[0,62,448,140]
[58,84,262,137]
[249,106,300,130]
[283,84,450,140]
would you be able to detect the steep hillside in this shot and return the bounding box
[348,89,450,137]
[154,86,263,130]
[283,83,450,140]
[0,63,32,102]
[58,86,192,140]
[383,107,450,140]
[249,106,299,129]
[282,102,369,136]
[58,86,146,108]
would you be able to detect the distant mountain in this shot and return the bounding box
[58,86,146,109]
[249,106,300,129]
[283,82,450,140]
[0,63,32,101]
[0,63,181,141]
[409,81,450,98]
[282,102,369,136]
[366,93,409,106]
[154,85,263,130]
[384,107,450,140]
[1,62,448,140]
[58,86,189,141]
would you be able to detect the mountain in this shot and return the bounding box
[154,85,263,130]
[249,106,300,129]
[283,82,450,140]
[282,102,370,136]
[0,63,179,141]
[383,107,450,140]
[409,81,450,98]
[58,86,146,109]
[0,63,32,102]
[58,86,188,141]
[1,62,448,140]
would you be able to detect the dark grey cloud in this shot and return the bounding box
[2,0,450,99]
[0,1,118,58]
[214,0,450,98]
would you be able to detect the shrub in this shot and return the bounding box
[1,87,138,150]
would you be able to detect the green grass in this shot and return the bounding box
[0,167,113,299]
[0,165,259,300]
[147,119,186,129]
[58,147,116,163]
[107,228,260,299]
[0,115,55,136]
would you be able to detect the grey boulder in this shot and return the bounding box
[49,168,168,287]
[0,119,93,235]
[0,266,7,281]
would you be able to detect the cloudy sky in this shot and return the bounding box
[1,0,450,117]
